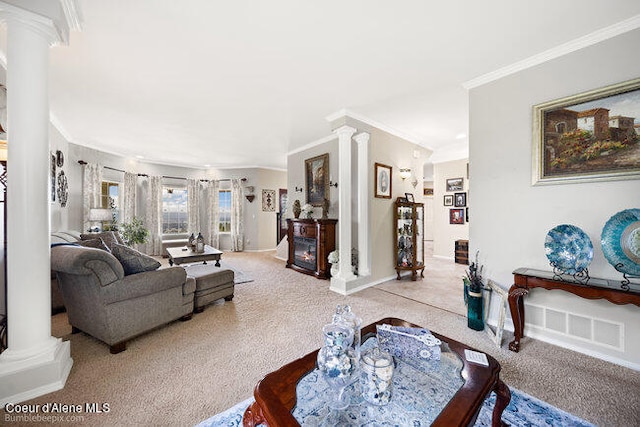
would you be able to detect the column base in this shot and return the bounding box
[0,338,73,405]
[330,272,357,295]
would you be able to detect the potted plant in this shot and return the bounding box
[120,217,149,246]
[463,251,485,331]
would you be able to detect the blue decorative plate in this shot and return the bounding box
[544,224,593,273]
[601,209,640,277]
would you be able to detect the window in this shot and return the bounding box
[101,181,119,225]
[219,190,231,232]
[162,187,188,234]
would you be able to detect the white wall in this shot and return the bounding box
[470,28,640,368]
[433,159,469,259]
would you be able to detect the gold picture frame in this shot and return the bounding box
[305,153,329,207]
[532,77,640,185]
[374,162,392,199]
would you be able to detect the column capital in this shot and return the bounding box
[334,125,357,139]
[354,132,370,144]
[0,0,82,46]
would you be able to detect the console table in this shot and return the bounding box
[508,268,640,352]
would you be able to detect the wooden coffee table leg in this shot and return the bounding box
[491,378,511,427]
[508,285,528,352]
[243,401,266,427]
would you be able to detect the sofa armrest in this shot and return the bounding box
[51,245,125,286]
[101,266,188,305]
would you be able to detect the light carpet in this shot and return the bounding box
[196,387,594,427]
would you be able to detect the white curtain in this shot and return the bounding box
[82,162,102,232]
[122,171,137,224]
[187,178,200,235]
[206,180,220,248]
[230,178,244,251]
[142,176,163,256]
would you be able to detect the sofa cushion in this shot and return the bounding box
[111,243,161,275]
[77,238,111,252]
[81,231,122,251]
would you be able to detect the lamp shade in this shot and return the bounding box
[399,168,411,180]
[89,208,113,222]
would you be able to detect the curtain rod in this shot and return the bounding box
[77,160,246,182]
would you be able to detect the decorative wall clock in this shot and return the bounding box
[57,170,68,207]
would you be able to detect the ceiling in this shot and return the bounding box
[8,1,640,170]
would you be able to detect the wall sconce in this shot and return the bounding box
[399,168,412,180]
[295,186,303,192]
[245,186,255,203]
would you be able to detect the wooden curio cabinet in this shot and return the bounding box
[394,197,425,281]
[286,218,337,280]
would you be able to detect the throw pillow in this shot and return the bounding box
[80,231,120,251]
[111,243,161,276]
[76,238,111,252]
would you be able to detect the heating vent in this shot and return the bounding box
[510,303,624,351]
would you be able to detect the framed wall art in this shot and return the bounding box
[262,189,276,212]
[449,208,464,224]
[305,153,329,206]
[443,195,453,206]
[446,177,463,192]
[50,152,56,202]
[533,77,640,185]
[454,192,466,207]
[374,162,392,199]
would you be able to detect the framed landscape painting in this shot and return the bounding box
[305,153,329,206]
[533,77,640,185]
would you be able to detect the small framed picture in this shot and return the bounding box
[446,177,463,192]
[375,162,392,199]
[423,188,433,196]
[444,195,453,206]
[450,208,464,224]
[405,193,414,203]
[454,192,467,207]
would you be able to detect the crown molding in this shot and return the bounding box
[60,0,82,32]
[325,107,434,151]
[287,133,338,156]
[463,14,640,90]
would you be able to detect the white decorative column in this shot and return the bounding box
[330,125,357,294]
[354,132,370,277]
[0,1,77,405]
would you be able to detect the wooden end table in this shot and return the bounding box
[243,317,510,427]
[166,245,222,267]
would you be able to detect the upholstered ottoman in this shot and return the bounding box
[183,264,235,313]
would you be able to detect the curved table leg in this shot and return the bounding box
[491,379,511,427]
[242,401,265,427]
[508,285,529,352]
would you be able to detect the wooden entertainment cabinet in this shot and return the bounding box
[286,218,337,279]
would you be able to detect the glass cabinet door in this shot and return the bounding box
[397,206,414,267]
[416,205,424,265]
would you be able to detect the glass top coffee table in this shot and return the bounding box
[166,245,222,267]
[243,317,510,427]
